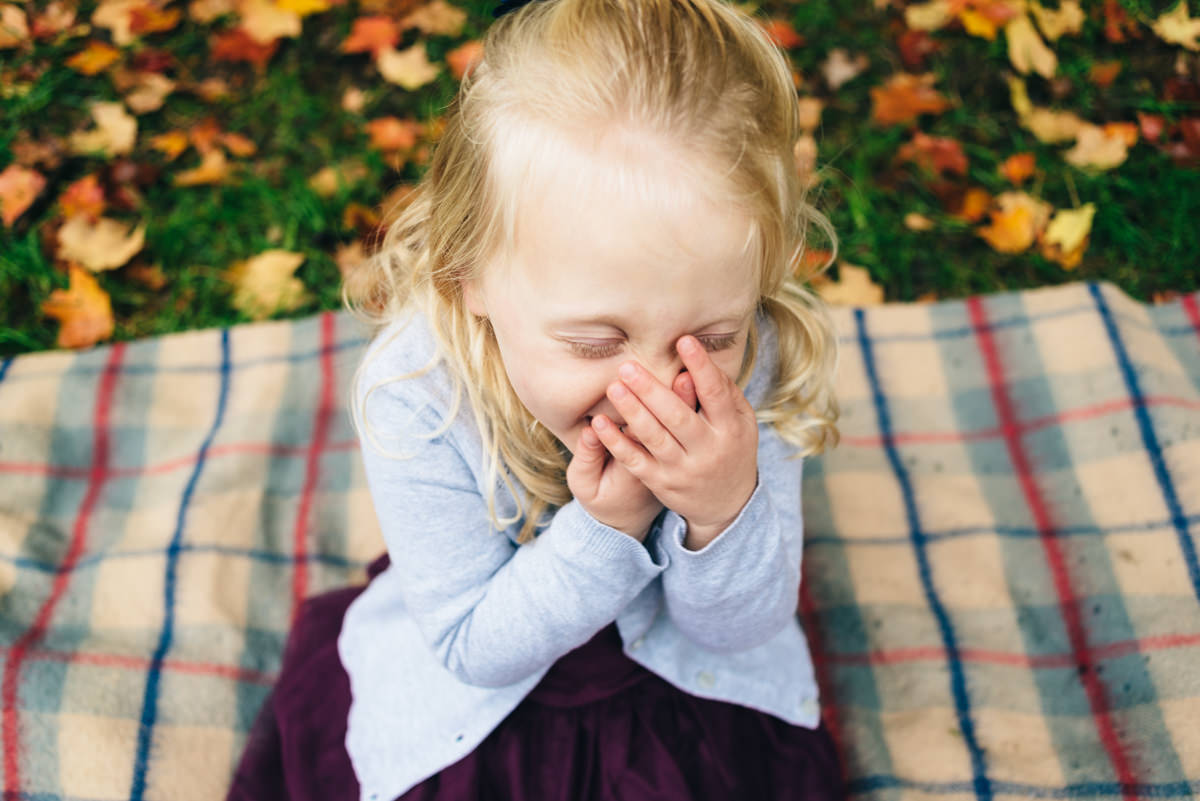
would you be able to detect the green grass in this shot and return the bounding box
[2,0,1198,358]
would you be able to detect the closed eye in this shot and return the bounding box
[566,333,738,359]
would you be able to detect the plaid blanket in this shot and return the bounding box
[0,280,1196,800]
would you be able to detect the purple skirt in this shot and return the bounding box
[226,555,845,801]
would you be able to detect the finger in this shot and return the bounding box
[569,424,607,486]
[673,371,698,412]
[591,413,652,478]
[676,335,735,419]
[609,376,685,460]
[616,363,701,452]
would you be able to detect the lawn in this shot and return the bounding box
[1,0,1198,356]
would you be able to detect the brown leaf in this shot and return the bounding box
[127,262,167,290]
[896,131,967,177]
[173,150,231,186]
[29,2,75,39]
[210,26,278,68]
[224,249,311,320]
[0,164,46,226]
[57,214,147,270]
[341,15,398,56]
[1102,0,1140,43]
[1088,61,1122,89]
[897,29,942,71]
[220,131,257,157]
[41,265,115,349]
[129,3,181,35]
[59,174,106,220]
[870,73,951,125]
[998,152,1036,184]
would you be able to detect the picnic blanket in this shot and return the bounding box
[0,279,1197,800]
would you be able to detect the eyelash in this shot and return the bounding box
[566,334,738,359]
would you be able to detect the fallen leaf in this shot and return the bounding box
[951,186,992,222]
[334,240,368,277]
[1038,202,1095,269]
[41,265,115,348]
[238,0,301,44]
[976,190,1051,252]
[446,39,483,80]
[400,0,466,36]
[225,249,311,319]
[188,117,223,154]
[66,41,122,74]
[129,3,181,36]
[1063,123,1129,170]
[173,149,231,185]
[1006,14,1056,78]
[1102,121,1138,147]
[870,72,951,125]
[378,41,440,90]
[1152,1,1200,51]
[122,71,176,113]
[904,0,952,31]
[342,85,367,112]
[904,212,935,230]
[276,0,329,16]
[1029,0,1083,41]
[812,262,885,306]
[341,15,399,56]
[308,160,370,196]
[998,152,1036,184]
[57,213,147,270]
[959,9,999,40]
[1137,111,1167,143]
[821,48,868,90]
[127,262,167,289]
[793,133,818,186]
[897,28,942,70]
[91,0,141,46]
[1088,61,1122,88]
[796,97,824,132]
[29,1,76,38]
[69,101,137,157]
[149,129,190,159]
[366,116,422,151]
[59,174,106,220]
[191,76,232,100]
[189,0,236,23]
[761,17,803,49]
[1103,0,1140,43]
[896,131,967,177]
[0,164,46,226]
[0,4,29,48]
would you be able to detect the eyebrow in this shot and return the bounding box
[548,307,755,331]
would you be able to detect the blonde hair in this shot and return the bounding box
[344,0,841,544]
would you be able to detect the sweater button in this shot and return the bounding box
[800,698,819,717]
[695,670,715,689]
[631,637,645,650]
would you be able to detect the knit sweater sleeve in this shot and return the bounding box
[358,381,667,688]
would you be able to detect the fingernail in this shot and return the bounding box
[610,383,629,398]
[593,416,609,429]
[679,336,698,354]
[618,363,637,381]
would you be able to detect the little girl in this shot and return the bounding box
[227,0,843,797]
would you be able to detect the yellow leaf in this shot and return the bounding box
[69,101,137,157]
[224,249,311,319]
[976,190,1051,253]
[1151,1,1200,51]
[237,0,300,44]
[1006,14,1056,78]
[41,265,115,349]
[150,129,190,159]
[91,0,140,46]
[1021,107,1085,143]
[377,41,440,90]
[276,0,328,17]
[959,9,997,40]
[0,4,29,48]
[57,214,146,271]
[400,0,466,36]
[1029,0,1084,41]
[904,0,952,31]
[66,41,122,74]
[173,149,231,186]
[0,164,46,226]
[1063,124,1129,170]
[1038,203,1095,269]
[812,262,884,306]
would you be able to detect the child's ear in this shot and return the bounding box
[460,278,487,318]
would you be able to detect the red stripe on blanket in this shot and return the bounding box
[2,343,125,801]
[838,395,1200,448]
[1184,294,1200,341]
[798,579,845,765]
[968,297,1140,798]
[10,647,276,686]
[291,312,337,619]
[824,631,1200,667]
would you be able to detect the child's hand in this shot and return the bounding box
[593,335,759,549]
[566,372,698,543]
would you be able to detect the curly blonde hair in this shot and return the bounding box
[344,0,840,544]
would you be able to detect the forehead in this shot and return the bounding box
[492,123,760,323]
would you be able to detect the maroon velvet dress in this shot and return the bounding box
[225,554,845,801]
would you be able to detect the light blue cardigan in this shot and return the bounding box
[338,305,820,801]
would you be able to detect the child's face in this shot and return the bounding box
[464,151,759,456]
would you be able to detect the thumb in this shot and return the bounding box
[569,423,606,483]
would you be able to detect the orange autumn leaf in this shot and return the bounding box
[59,174,106,220]
[446,39,483,80]
[952,186,992,222]
[1088,61,1122,88]
[896,131,967,177]
[1102,0,1140,43]
[341,15,399,56]
[66,41,122,75]
[129,3,181,35]
[220,131,257,157]
[150,129,190,159]
[870,73,951,126]
[41,265,115,349]
[0,164,47,226]
[210,28,278,69]
[976,190,1051,253]
[173,149,231,185]
[998,152,1036,184]
[366,116,423,151]
[1103,121,1139,147]
[0,3,29,47]
[761,18,804,49]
